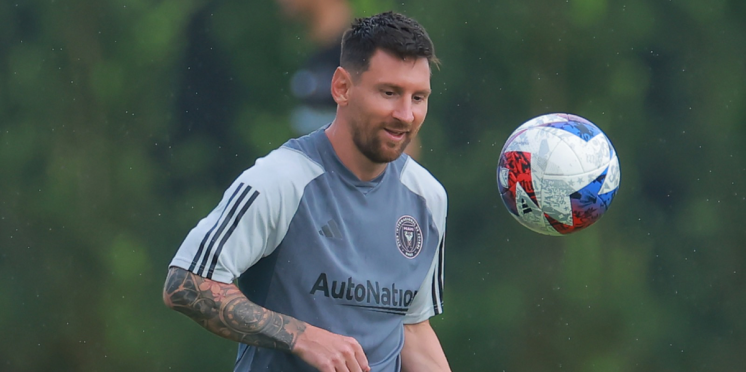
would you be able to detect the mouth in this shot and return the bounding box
[383,128,408,141]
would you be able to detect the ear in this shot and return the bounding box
[331,66,353,106]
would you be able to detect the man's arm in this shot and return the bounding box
[163,266,304,349]
[400,320,451,372]
[163,266,370,372]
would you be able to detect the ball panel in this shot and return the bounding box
[547,167,616,234]
[503,127,558,160]
[497,151,536,217]
[535,177,574,225]
[541,162,612,194]
[543,140,584,177]
[514,182,562,236]
[578,135,613,172]
[599,150,621,194]
[543,127,612,174]
[541,119,604,142]
[513,113,570,132]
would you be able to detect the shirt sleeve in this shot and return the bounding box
[403,230,445,324]
[169,147,324,284]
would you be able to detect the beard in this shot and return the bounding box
[351,120,411,164]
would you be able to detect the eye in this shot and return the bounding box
[383,90,395,96]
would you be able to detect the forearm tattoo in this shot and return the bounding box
[163,267,306,351]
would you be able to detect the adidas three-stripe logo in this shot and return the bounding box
[189,182,260,279]
[318,219,343,239]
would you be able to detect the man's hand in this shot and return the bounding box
[292,325,371,372]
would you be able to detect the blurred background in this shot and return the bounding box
[2,0,745,371]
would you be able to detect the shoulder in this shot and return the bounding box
[398,157,447,232]
[398,156,447,205]
[238,144,325,195]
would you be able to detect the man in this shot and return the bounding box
[163,11,451,372]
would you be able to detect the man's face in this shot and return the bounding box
[345,49,431,163]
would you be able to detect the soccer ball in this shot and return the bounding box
[497,113,621,236]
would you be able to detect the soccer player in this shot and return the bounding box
[163,11,451,372]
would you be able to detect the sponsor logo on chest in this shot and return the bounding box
[309,273,418,315]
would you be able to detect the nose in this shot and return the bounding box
[392,98,415,124]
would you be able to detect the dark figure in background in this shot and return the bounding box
[277,0,421,159]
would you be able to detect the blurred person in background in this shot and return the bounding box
[163,11,450,372]
[277,0,422,160]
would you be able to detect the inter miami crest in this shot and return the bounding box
[395,215,423,259]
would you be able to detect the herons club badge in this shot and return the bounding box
[395,215,423,259]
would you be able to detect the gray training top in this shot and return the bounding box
[170,128,447,372]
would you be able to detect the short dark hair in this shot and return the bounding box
[340,11,439,75]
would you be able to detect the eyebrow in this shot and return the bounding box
[378,83,431,96]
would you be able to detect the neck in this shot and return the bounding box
[308,0,352,46]
[325,120,387,182]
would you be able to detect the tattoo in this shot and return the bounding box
[163,267,307,351]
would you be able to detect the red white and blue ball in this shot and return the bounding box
[497,113,621,236]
